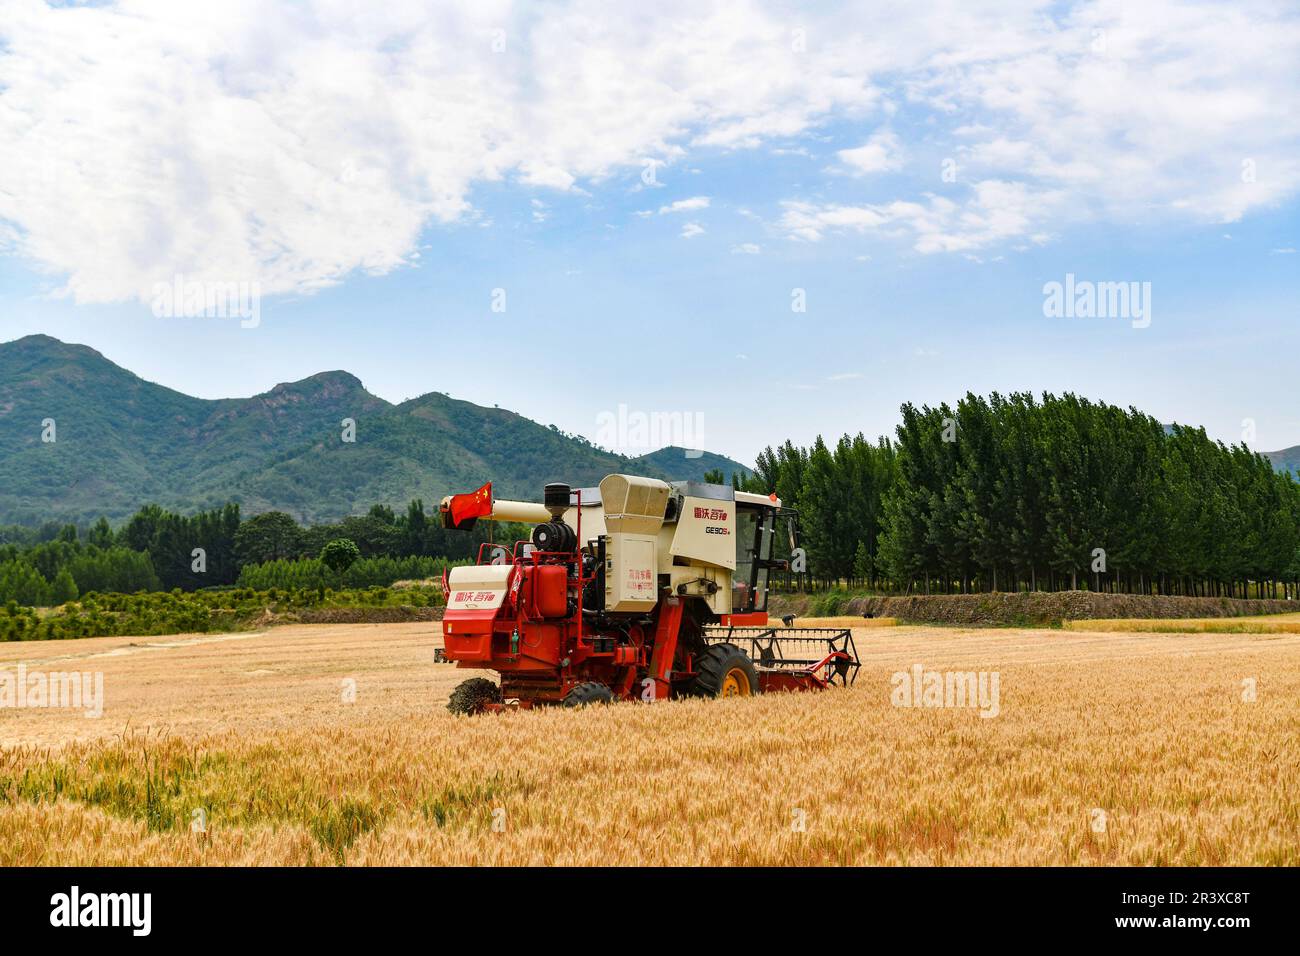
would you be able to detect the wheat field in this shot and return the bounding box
[0,620,1296,865]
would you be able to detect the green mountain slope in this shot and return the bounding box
[1265,446,1300,477]
[627,446,752,484]
[0,335,752,525]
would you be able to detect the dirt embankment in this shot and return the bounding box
[768,590,1299,628]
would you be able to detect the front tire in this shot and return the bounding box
[447,677,501,715]
[562,681,614,707]
[688,643,760,698]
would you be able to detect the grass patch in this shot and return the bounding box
[419,772,532,829]
[1065,617,1300,634]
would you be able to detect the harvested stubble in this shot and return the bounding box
[770,616,898,629]
[0,621,1296,865]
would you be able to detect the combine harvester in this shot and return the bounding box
[437,474,859,713]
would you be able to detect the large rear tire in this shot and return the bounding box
[688,643,760,698]
[562,681,614,707]
[447,677,501,715]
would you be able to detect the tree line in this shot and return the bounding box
[0,499,518,606]
[742,392,1300,598]
[5,390,1299,605]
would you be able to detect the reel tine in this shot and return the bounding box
[702,624,861,680]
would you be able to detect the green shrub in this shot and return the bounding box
[0,584,445,642]
[237,555,462,590]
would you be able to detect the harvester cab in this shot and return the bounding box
[437,474,858,714]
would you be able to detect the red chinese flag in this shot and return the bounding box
[449,482,493,528]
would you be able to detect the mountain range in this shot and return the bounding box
[0,335,750,526]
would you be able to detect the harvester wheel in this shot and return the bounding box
[447,677,501,715]
[562,682,614,707]
[688,643,761,699]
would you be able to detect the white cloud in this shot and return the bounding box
[781,181,1062,252]
[731,243,761,254]
[0,0,874,303]
[658,196,711,215]
[826,372,862,381]
[779,202,886,242]
[781,0,1300,252]
[680,222,705,238]
[1271,247,1296,254]
[836,130,902,175]
[0,0,1297,299]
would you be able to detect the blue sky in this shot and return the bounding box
[1,0,1297,464]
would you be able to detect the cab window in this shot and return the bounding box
[733,505,775,613]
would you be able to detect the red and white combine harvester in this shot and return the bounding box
[437,474,859,713]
